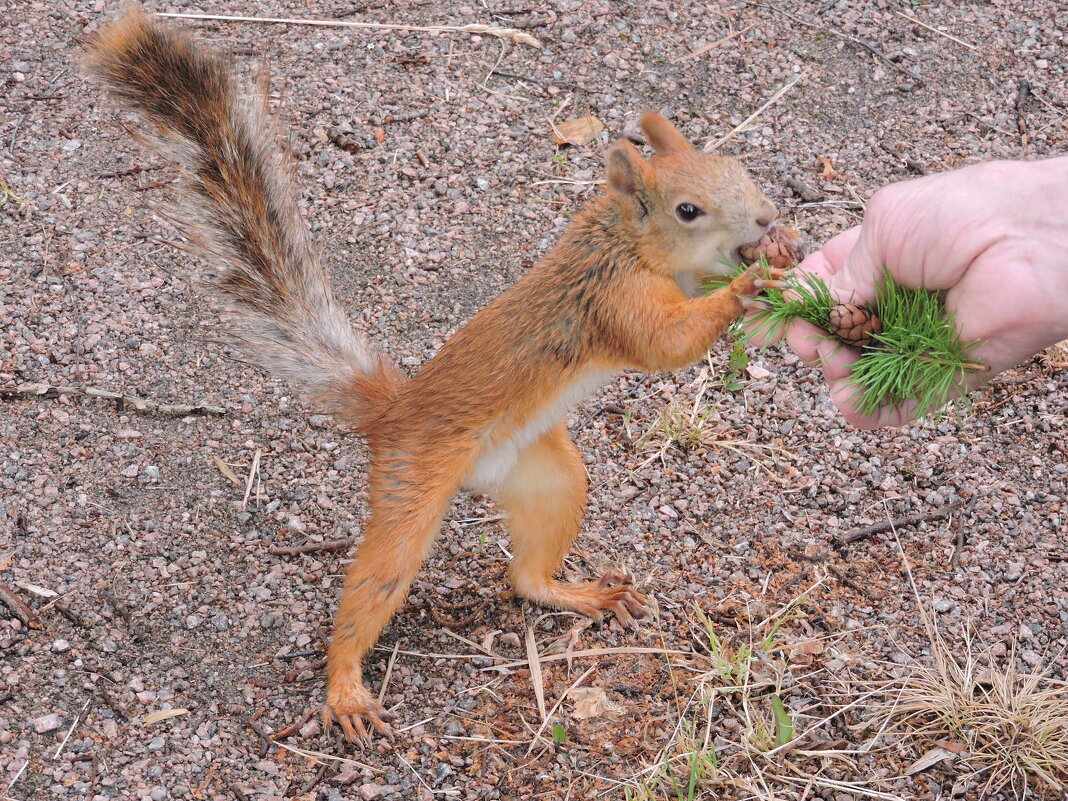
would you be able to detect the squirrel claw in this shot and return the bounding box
[742,298,774,312]
[323,686,396,744]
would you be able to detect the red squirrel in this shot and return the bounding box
[86,8,787,740]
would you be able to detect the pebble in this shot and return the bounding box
[33,713,64,734]
[51,639,71,653]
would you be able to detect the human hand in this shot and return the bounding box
[784,158,1068,428]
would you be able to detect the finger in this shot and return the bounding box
[814,338,859,384]
[753,278,788,290]
[820,226,863,271]
[785,320,828,364]
[829,380,920,430]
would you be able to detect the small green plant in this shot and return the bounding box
[721,342,749,392]
[552,723,567,746]
[553,152,567,165]
[0,179,26,206]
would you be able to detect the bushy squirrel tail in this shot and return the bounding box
[85,7,401,427]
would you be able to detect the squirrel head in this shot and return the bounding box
[606,113,776,286]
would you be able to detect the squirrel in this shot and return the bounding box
[85,8,787,741]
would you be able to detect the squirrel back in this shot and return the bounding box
[84,8,401,427]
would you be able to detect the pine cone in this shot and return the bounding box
[828,303,882,348]
[738,227,806,270]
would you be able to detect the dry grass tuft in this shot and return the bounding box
[873,626,1068,798]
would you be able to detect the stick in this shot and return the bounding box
[1016,78,1032,148]
[157,11,542,50]
[2,382,225,416]
[893,10,977,51]
[836,504,959,545]
[745,2,921,83]
[54,700,91,759]
[241,449,261,510]
[704,76,800,151]
[673,24,754,63]
[102,590,140,640]
[269,538,354,556]
[0,584,43,629]
[268,709,314,742]
[783,175,823,202]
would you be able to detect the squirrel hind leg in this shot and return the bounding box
[326,468,458,741]
[496,424,652,628]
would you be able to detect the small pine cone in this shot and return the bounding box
[738,227,806,270]
[828,303,882,348]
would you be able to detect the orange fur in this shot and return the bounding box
[86,8,784,740]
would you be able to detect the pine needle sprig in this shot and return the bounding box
[706,262,985,420]
[846,270,981,418]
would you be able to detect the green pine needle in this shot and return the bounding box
[705,264,983,420]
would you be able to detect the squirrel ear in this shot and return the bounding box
[640,112,692,155]
[606,140,651,197]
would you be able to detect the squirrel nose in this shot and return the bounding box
[756,213,775,228]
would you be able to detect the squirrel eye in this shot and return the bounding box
[675,203,703,222]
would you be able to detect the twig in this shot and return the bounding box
[674,24,753,63]
[224,777,250,801]
[2,382,226,416]
[0,584,42,629]
[299,762,333,794]
[269,709,315,742]
[893,10,977,51]
[157,11,542,49]
[879,142,927,175]
[132,177,175,192]
[54,598,85,627]
[745,2,922,84]
[783,175,823,202]
[248,720,273,757]
[97,164,165,179]
[1016,78,1032,149]
[378,642,401,705]
[54,700,91,759]
[269,538,354,556]
[102,590,140,640]
[9,113,27,156]
[241,449,261,510]
[704,76,800,151]
[836,504,959,545]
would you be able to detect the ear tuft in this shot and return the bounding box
[605,141,649,197]
[640,112,692,155]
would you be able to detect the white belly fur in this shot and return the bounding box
[465,368,616,494]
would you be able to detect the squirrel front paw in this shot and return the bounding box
[323,672,396,743]
[731,264,790,310]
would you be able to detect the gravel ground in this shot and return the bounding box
[2,1,1067,799]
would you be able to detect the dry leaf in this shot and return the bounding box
[569,687,609,720]
[818,155,839,180]
[905,746,958,775]
[796,639,825,656]
[934,740,968,755]
[213,455,241,486]
[551,116,605,147]
[373,127,386,145]
[143,708,190,725]
[0,552,13,572]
